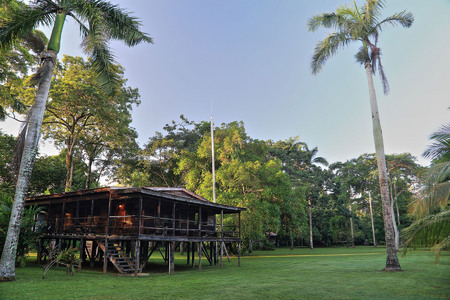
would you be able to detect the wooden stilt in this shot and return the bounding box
[238,211,241,267]
[220,242,223,269]
[238,241,241,267]
[187,242,190,265]
[169,242,175,274]
[198,242,202,271]
[79,238,84,269]
[165,242,169,264]
[192,242,195,269]
[214,241,218,265]
[37,237,43,263]
[103,239,108,274]
[220,210,224,269]
[209,242,213,266]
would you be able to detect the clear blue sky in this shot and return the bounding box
[2,0,449,166]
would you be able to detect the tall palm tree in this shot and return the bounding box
[308,0,413,271]
[300,143,328,250]
[0,0,151,281]
[402,123,450,263]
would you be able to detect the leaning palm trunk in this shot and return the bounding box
[365,61,401,271]
[0,51,56,280]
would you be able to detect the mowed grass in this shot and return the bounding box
[1,246,448,299]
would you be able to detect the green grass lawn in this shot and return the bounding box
[1,246,448,299]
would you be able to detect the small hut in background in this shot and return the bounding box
[27,187,245,275]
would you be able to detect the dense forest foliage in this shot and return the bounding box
[0,74,425,250]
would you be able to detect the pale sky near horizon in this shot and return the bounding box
[1,0,449,167]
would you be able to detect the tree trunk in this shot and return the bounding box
[290,229,294,250]
[0,51,57,281]
[369,192,377,247]
[365,62,401,271]
[65,134,77,191]
[85,156,94,189]
[389,182,400,251]
[349,201,355,248]
[308,198,313,249]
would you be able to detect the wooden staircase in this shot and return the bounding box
[98,241,140,274]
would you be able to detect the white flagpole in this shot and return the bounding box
[211,115,216,203]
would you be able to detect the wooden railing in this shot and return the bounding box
[45,215,239,239]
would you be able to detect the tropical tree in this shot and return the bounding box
[0,0,151,281]
[402,123,450,262]
[0,0,47,120]
[308,0,413,271]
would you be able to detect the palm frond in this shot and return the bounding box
[409,162,450,218]
[307,12,350,32]
[67,12,89,39]
[73,0,152,46]
[401,209,450,260]
[375,11,414,31]
[0,1,56,49]
[363,0,384,25]
[311,31,353,74]
[423,123,450,161]
[313,157,329,167]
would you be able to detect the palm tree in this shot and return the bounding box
[402,123,450,263]
[0,0,151,281]
[308,0,413,271]
[300,143,328,250]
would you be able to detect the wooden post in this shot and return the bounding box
[60,201,66,234]
[138,195,143,235]
[238,211,241,267]
[37,237,43,263]
[186,206,190,237]
[191,242,195,268]
[89,199,94,233]
[157,200,161,218]
[209,242,213,266]
[220,210,223,269]
[135,239,140,276]
[198,242,202,271]
[165,242,168,264]
[199,207,202,237]
[220,242,223,269]
[187,242,190,265]
[76,200,79,228]
[168,242,175,274]
[103,239,108,274]
[172,202,176,236]
[106,193,112,236]
[79,238,84,269]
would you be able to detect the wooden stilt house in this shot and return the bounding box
[26,187,245,275]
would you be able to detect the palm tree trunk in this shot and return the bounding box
[365,62,401,271]
[369,192,377,247]
[0,51,57,281]
[389,182,400,251]
[391,202,400,251]
[308,198,313,249]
